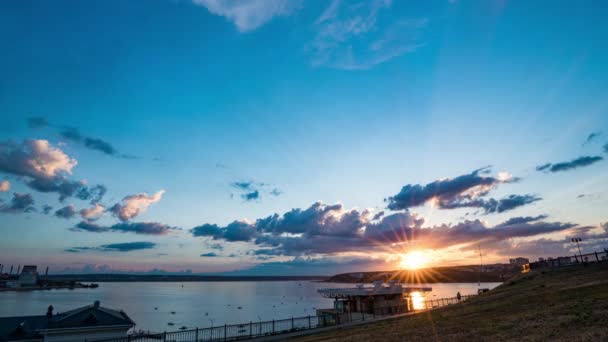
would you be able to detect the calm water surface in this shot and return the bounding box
[0,281,501,332]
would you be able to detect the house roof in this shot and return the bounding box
[0,302,135,341]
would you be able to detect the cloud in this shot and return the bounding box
[192,0,301,32]
[80,203,105,220]
[71,221,177,235]
[386,167,516,211]
[0,139,105,202]
[583,131,602,145]
[41,204,53,215]
[231,181,254,191]
[438,194,542,214]
[0,193,36,213]
[495,215,548,227]
[0,180,9,192]
[110,190,165,221]
[66,242,157,253]
[191,201,579,256]
[55,204,78,219]
[0,139,77,179]
[309,0,427,69]
[60,127,136,159]
[25,117,136,159]
[200,252,219,257]
[604,143,608,154]
[242,190,259,201]
[192,221,257,242]
[230,180,282,202]
[536,156,604,173]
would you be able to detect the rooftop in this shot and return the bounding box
[0,301,134,341]
[318,281,432,298]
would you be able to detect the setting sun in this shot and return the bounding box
[399,251,429,270]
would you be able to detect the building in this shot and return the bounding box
[18,265,38,287]
[316,281,432,322]
[509,257,529,267]
[0,301,135,342]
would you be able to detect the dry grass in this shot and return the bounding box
[292,263,608,342]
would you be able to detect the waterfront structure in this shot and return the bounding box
[509,257,529,267]
[316,281,432,321]
[18,265,38,287]
[0,301,134,342]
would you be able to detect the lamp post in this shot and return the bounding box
[571,237,583,261]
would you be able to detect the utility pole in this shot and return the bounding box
[571,237,583,260]
[478,244,483,287]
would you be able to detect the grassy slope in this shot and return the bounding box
[294,263,608,341]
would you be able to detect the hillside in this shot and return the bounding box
[295,263,608,341]
[326,264,518,283]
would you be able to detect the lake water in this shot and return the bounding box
[0,281,501,332]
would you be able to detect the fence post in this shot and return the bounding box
[195,328,199,342]
[308,315,311,329]
[291,316,294,330]
[249,321,252,338]
[224,323,227,342]
[163,331,167,342]
[127,335,131,342]
[596,252,600,262]
[272,320,275,334]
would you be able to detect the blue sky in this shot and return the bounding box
[1,0,607,275]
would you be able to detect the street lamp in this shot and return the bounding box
[571,237,583,261]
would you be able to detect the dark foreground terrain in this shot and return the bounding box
[294,263,608,341]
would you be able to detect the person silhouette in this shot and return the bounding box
[456,292,462,301]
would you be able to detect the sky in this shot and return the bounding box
[1,0,607,276]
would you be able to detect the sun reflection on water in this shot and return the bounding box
[410,291,426,310]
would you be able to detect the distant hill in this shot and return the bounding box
[326,264,518,283]
[47,274,328,282]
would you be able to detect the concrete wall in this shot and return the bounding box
[44,327,130,342]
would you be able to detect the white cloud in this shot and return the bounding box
[309,0,427,69]
[111,190,165,222]
[80,203,105,220]
[192,0,301,32]
[0,139,77,180]
[0,180,9,192]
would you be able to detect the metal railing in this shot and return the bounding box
[88,314,340,342]
[88,295,474,342]
[528,250,608,270]
[424,295,475,309]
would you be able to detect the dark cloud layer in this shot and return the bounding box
[55,204,77,219]
[25,117,135,159]
[191,201,575,256]
[71,221,177,235]
[0,193,36,213]
[66,242,157,253]
[439,194,542,214]
[42,205,53,215]
[496,215,548,227]
[60,128,120,157]
[200,252,219,257]
[386,167,514,210]
[537,156,603,173]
